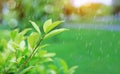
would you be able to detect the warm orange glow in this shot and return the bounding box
[70,0,112,8]
[63,1,111,17]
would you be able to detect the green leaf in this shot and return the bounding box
[10,29,19,40]
[38,44,49,49]
[28,32,40,49]
[15,33,25,44]
[10,57,16,63]
[48,64,58,72]
[43,19,64,33]
[43,53,56,58]
[54,58,68,74]
[44,58,53,62]
[1,39,7,49]
[68,66,78,74]
[44,28,69,39]
[48,21,64,32]
[19,66,34,74]
[39,50,47,57]
[29,20,41,34]
[20,28,32,35]
[43,19,52,33]
[60,59,68,73]
[19,40,26,52]
[0,53,4,65]
[11,42,20,49]
[17,56,23,64]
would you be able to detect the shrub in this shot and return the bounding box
[0,19,77,74]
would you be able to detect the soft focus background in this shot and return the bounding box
[0,0,120,74]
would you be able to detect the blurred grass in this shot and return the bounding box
[44,29,120,74]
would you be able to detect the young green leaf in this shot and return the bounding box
[1,39,7,49]
[27,32,40,49]
[48,21,64,32]
[15,33,25,44]
[29,20,41,34]
[60,59,69,73]
[54,58,68,74]
[44,28,69,39]
[39,44,49,49]
[45,20,64,33]
[43,53,56,58]
[19,66,34,74]
[20,28,32,35]
[44,58,53,62]
[17,56,23,64]
[0,53,5,65]
[10,29,19,40]
[43,19,52,33]
[68,66,78,74]
[39,50,47,57]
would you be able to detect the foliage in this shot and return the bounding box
[0,19,77,74]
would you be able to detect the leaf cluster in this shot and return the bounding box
[0,19,77,74]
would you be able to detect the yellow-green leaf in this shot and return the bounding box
[20,66,34,74]
[20,28,32,35]
[43,53,56,58]
[60,59,68,73]
[1,39,7,49]
[28,32,40,49]
[68,66,78,74]
[44,28,69,39]
[10,29,19,40]
[47,21,64,33]
[43,19,52,33]
[29,20,41,34]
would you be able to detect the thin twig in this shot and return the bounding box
[17,34,46,73]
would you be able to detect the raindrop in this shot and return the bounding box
[80,36,83,41]
[88,42,92,46]
[97,56,101,61]
[87,49,91,55]
[112,33,116,38]
[89,51,93,56]
[118,41,120,45]
[114,49,118,54]
[76,36,79,40]
[100,47,103,54]
[97,31,100,36]
[109,42,112,47]
[62,41,65,44]
[85,43,88,48]
[100,40,103,45]
[106,54,110,58]
[78,33,81,36]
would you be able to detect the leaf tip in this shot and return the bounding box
[29,20,32,23]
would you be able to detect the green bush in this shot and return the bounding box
[0,19,77,74]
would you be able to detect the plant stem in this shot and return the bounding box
[15,50,18,73]
[18,34,46,72]
[3,65,6,74]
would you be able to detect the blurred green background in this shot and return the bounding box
[0,0,120,74]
